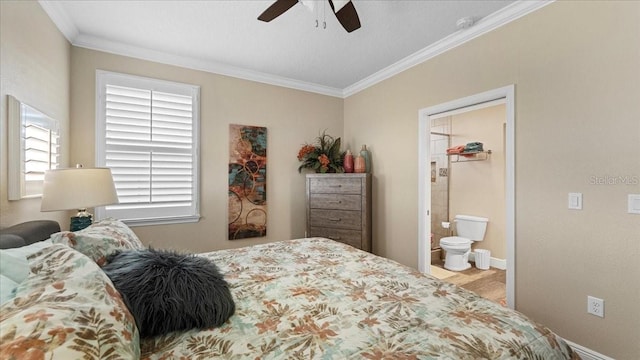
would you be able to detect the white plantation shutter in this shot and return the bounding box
[7,96,60,200]
[24,121,60,195]
[95,71,200,225]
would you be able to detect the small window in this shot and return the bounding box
[95,71,200,226]
[7,96,60,200]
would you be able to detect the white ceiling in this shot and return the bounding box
[39,1,549,97]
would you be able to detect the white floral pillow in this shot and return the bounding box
[51,218,144,266]
[0,244,140,359]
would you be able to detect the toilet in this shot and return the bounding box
[439,215,489,271]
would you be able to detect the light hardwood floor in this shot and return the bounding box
[433,261,506,305]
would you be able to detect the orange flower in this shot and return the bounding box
[297,131,344,173]
[297,145,316,161]
[318,154,330,166]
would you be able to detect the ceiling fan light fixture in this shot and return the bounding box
[258,0,360,33]
[300,0,315,12]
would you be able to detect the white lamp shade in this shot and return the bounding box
[41,167,119,212]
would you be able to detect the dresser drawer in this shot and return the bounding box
[309,194,361,211]
[308,227,362,249]
[309,177,362,194]
[309,209,361,230]
[306,174,372,253]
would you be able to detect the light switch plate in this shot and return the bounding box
[568,192,582,210]
[629,194,640,214]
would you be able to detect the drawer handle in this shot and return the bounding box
[332,236,342,240]
[328,218,342,222]
[329,185,342,188]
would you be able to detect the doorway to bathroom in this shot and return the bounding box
[418,85,515,308]
[430,103,506,268]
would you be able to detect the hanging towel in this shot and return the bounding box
[464,142,484,153]
[446,145,466,154]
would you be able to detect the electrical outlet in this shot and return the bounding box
[587,296,604,318]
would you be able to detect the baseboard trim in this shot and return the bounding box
[564,340,615,360]
[490,257,506,270]
[468,253,507,270]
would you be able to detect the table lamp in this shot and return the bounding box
[41,165,119,231]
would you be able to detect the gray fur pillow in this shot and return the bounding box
[102,248,235,338]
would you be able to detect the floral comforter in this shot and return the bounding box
[142,238,579,359]
[1,244,140,359]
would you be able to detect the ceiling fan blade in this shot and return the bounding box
[328,0,361,33]
[258,0,299,22]
[331,0,350,13]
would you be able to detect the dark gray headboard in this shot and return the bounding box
[0,220,61,249]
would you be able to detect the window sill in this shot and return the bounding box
[119,215,201,227]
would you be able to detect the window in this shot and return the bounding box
[7,95,60,200]
[95,71,200,226]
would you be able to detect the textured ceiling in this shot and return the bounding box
[41,0,533,96]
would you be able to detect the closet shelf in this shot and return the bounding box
[447,150,492,163]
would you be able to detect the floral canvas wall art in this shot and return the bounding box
[228,124,267,240]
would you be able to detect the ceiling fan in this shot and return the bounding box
[258,0,361,33]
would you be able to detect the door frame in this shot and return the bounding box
[418,85,515,308]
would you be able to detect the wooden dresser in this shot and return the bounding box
[305,173,372,252]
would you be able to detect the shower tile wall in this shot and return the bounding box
[431,117,451,250]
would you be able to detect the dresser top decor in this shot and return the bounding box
[297,130,345,173]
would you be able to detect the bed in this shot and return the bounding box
[0,219,579,359]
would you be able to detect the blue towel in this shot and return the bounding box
[464,142,483,152]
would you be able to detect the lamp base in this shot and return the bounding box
[70,215,92,232]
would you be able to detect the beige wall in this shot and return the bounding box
[3,0,639,358]
[0,1,71,228]
[70,47,343,253]
[344,1,640,358]
[449,105,506,259]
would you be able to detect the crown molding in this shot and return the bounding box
[38,0,79,41]
[342,0,555,97]
[73,34,344,98]
[40,0,553,99]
